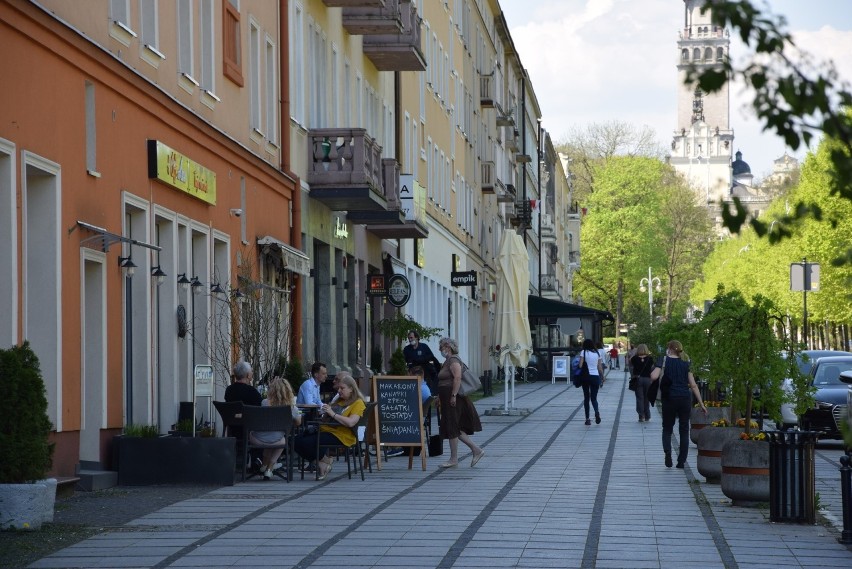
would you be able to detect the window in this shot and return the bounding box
[223,0,244,86]
[291,3,304,124]
[249,21,261,133]
[200,0,215,95]
[177,0,193,79]
[111,0,130,26]
[265,37,277,143]
[139,0,159,52]
[85,82,97,174]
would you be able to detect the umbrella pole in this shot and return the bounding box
[503,354,509,412]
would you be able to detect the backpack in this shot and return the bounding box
[571,354,583,377]
[570,352,589,387]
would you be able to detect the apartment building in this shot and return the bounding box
[0,0,300,479]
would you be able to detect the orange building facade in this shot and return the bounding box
[0,1,300,478]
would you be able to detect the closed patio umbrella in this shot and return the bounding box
[493,231,532,412]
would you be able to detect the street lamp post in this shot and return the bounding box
[639,267,661,321]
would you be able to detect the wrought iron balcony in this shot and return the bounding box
[481,161,494,193]
[343,0,402,35]
[307,128,385,211]
[362,1,425,71]
[323,0,384,7]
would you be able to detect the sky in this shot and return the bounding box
[500,0,852,181]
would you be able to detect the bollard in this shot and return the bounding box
[767,430,817,524]
[840,452,852,544]
[481,370,493,397]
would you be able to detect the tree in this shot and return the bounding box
[692,1,852,259]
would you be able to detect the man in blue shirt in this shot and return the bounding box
[297,361,327,405]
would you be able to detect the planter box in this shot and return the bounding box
[696,427,742,483]
[721,438,770,506]
[114,436,235,486]
[690,407,730,444]
[0,478,57,530]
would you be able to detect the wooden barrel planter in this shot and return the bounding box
[721,438,770,506]
[696,427,742,483]
[690,407,730,444]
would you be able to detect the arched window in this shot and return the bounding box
[717,47,724,62]
[693,48,701,61]
[682,48,689,61]
[704,47,713,61]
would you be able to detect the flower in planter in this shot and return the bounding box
[739,431,767,441]
[702,400,729,408]
[711,418,731,427]
[735,418,759,429]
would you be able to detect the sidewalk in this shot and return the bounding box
[26,368,852,569]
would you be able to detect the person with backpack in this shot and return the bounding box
[578,339,605,425]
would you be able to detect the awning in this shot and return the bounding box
[257,236,311,276]
[528,295,613,322]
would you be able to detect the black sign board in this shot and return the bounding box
[368,376,427,471]
[451,270,477,287]
[386,274,411,307]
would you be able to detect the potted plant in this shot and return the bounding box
[721,420,770,505]
[690,400,731,444]
[695,418,743,484]
[0,342,57,530]
[375,310,442,376]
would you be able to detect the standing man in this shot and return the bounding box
[609,345,620,370]
[403,331,439,392]
[297,361,327,405]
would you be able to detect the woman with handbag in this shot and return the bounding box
[650,340,707,468]
[436,337,484,468]
[578,338,605,425]
[630,344,657,423]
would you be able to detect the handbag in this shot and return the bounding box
[628,376,638,391]
[428,434,443,456]
[648,357,666,405]
[459,361,482,395]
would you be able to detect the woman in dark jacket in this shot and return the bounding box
[630,344,656,423]
[651,340,707,468]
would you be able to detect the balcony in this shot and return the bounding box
[541,274,561,300]
[509,199,532,228]
[480,74,495,107]
[346,159,428,239]
[496,181,515,203]
[307,128,385,211]
[343,0,402,35]
[323,0,385,6]
[540,213,555,243]
[362,1,425,71]
[505,127,520,151]
[481,161,494,193]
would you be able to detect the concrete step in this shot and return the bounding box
[55,476,80,499]
[76,469,118,492]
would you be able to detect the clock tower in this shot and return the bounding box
[670,0,733,207]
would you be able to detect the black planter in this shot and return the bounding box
[114,436,236,486]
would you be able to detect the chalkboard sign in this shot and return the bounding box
[371,375,427,471]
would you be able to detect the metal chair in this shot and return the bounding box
[314,401,378,481]
[213,400,244,472]
[241,405,295,482]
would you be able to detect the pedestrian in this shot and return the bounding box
[404,330,440,393]
[579,339,605,425]
[436,337,484,468]
[596,341,607,369]
[608,345,619,369]
[650,340,707,468]
[630,344,656,422]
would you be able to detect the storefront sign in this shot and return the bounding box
[386,274,411,307]
[334,216,349,239]
[451,271,477,287]
[368,274,387,296]
[147,140,217,205]
[399,176,426,221]
[194,364,214,397]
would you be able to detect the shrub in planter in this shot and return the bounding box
[0,342,57,530]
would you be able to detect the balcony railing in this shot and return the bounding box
[323,0,384,7]
[481,161,494,193]
[496,181,515,203]
[362,1,425,71]
[307,128,385,211]
[541,274,559,293]
[343,0,402,35]
[480,74,494,107]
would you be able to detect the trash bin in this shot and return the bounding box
[481,370,493,397]
[767,430,817,524]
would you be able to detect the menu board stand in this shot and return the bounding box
[369,375,427,471]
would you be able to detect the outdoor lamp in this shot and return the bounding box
[118,256,136,277]
[210,282,225,294]
[231,289,245,303]
[151,265,167,285]
[177,273,191,290]
[190,276,203,294]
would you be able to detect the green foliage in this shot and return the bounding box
[388,348,408,376]
[172,419,194,433]
[375,310,442,350]
[123,424,160,438]
[684,288,795,434]
[283,356,305,393]
[692,2,852,252]
[0,342,54,483]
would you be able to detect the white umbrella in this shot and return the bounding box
[493,231,532,411]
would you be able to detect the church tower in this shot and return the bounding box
[670,0,733,206]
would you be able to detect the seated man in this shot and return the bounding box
[225,360,263,469]
[297,361,327,406]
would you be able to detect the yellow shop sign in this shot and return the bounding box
[147,140,217,205]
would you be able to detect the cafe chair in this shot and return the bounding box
[313,401,378,481]
[241,405,295,482]
[214,400,244,472]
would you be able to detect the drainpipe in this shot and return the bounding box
[280,1,303,360]
[537,118,542,297]
[520,72,527,246]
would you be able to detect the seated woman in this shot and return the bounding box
[294,374,366,480]
[251,376,302,480]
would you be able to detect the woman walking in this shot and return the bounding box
[436,337,485,468]
[579,338,605,425]
[630,344,656,422]
[651,340,707,468]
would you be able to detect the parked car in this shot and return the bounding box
[780,354,852,438]
[779,350,852,430]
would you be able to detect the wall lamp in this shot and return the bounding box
[118,256,136,277]
[210,282,225,294]
[151,265,167,285]
[190,276,203,294]
[177,273,191,290]
[231,288,245,303]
